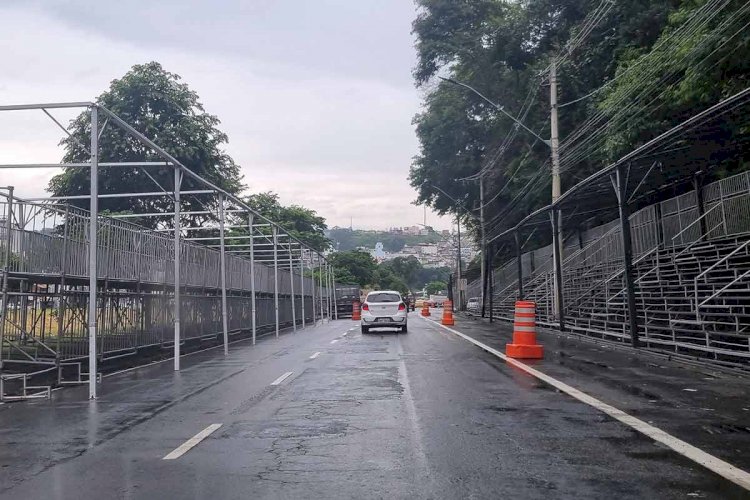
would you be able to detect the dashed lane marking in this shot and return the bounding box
[309,352,321,360]
[420,316,750,491]
[163,423,222,460]
[342,332,348,337]
[330,339,339,344]
[270,371,294,386]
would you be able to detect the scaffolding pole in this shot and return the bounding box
[273,227,280,338]
[318,257,324,323]
[219,194,229,355]
[300,258,306,329]
[249,213,257,345]
[88,106,99,398]
[173,166,182,371]
[332,268,338,320]
[0,187,14,370]
[289,245,297,332]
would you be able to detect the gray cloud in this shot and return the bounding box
[0,1,451,231]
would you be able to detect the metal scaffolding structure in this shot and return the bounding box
[0,101,339,401]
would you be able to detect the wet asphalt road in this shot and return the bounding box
[0,313,746,499]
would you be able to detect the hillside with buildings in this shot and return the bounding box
[327,226,477,270]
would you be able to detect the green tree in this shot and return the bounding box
[49,62,243,228]
[329,250,378,287]
[373,268,409,295]
[243,192,330,251]
[425,280,448,295]
[379,256,422,288]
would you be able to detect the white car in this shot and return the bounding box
[466,297,480,314]
[361,290,408,334]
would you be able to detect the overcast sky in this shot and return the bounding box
[0,0,451,230]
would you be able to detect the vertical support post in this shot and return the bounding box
[310,253,316,322]
[613,166,640,348]
[718,181,728,236]
[88,106,99,398]
[0,186,15,369]
[515,231,524,300]
[488,243,494,323]
[273,227,279,338]
[218,193,229,355]
[693,174,706,238]
[323,262,329,320]
[456,215,463,311]
[479,176,485,309]
[57,204,71,363]
[289,244,296,332]
[481,247,489,318]
[173,166,182,371]
[327,264,332,319]
[300,257,306,329]
[550,208,565,331]
[318,256,324,323]
[248,214,257,345]
[331,268,338,320]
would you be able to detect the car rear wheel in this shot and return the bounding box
[401,324,408,333]
[361,326,369,334]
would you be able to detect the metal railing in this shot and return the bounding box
[694,239,750,320]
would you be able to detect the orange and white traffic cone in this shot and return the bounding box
[505,300,543,359]
[441,300,455,326]
[352,301,361,321]
[421,302,431,317]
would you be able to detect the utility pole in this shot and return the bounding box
[550,59,563,321]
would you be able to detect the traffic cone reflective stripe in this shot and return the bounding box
[441,300,454,326]
[506,300,543,359]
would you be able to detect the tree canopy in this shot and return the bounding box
[425,281,448,296]
[49,62,243,228]
[410,0,750,258]
[242,192,330,252]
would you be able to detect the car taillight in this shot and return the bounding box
[362,303,369,311]
[398,303,405,311]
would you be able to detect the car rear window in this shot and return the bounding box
[367,293,401,303]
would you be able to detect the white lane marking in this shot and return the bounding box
[309,352,321,360]
[270,371,294,386]
[342,332,348,337]
[163,423,222,460]
[330,339,339,344]
[420,316,750,491]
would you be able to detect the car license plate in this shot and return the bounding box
[376,317,390,323]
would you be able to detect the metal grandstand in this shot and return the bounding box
[466,87,750,367]
[0,102,338,401]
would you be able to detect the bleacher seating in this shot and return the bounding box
[490,233,750,365]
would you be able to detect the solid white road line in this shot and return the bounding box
[421,316,750,491]
[309,352,321,360]
[270,371,294,386]
[163,423,222,460]
[330,339,339,344]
